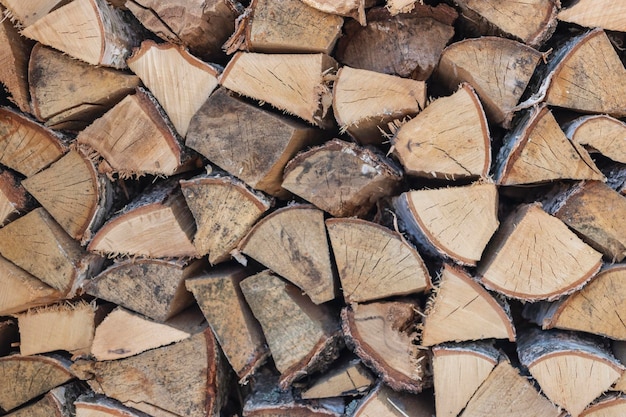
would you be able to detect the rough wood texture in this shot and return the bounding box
[579,394,626,417]
[0,256,61,315]
[558,0,626,32]
[300,0,365,25]
[563,115,626,164]
[0,168,30,226]
[0,10,33,113]
[301,357,375,399]
[75,394,154,417]
[351,383,435,417]
[5,382,83,417]
[0,0,66,26]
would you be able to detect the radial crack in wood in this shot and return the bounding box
[563,115,626,164]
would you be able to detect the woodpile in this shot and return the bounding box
[2,0,626,416]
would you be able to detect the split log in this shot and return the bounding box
[299,0,366,25]
[421,264,515,346]
[240,270,343,388]
[282,139,403,218]
[239,205,336,304]
[0,167,30,226]
[0,107,67,176]
[612,341,626,392]
[0,354,74,413]
[523,264,626,340]
[0,0,66,26]
[350,383,435,417]
[300,356,375,399]
[477,203,602,301]
[579,394,626,417]
[342,299,428,393]
[0,319,18,356]
[460,360,561,417]
[335,4,457,80]
[332,66,426,145]
[185,87,322,197]
[15,301,95,356]
[325,217,430,303]
[5,382,83,417]
[543,181,626,262]
[84,258,203,322]
[75,394,154,417]
[21,0,144,68]
[435,36,542,127]
[558,0,626,32]
[125,0,240,63]
[185,265,270,382]
[495,106,604,185]
[224,0,343,54]
[393,182,499,265]
[0,256,61,315]
[90,305,207,360]
[517,328,625,417]
[219,53,337,128]
[180,173,273,264]
[0,9,33,113]
[126,41,220,137]
[28,44,140,131]
[0,207,103,297]
[562,114,626,165]
[391,83,491,180]
[87,179,197,258]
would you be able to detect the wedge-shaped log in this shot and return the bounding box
[300,0,365,25]
[186,88,322,197]
[126,0,239,62]
[524,265,626,340]
[332,66,426,145]
[0,354,74,413]
[436,37,542,127]
[0,168,30,226]
[432,342,501,417]
[225,0,343,54]
[0,107,67,176]
[0,208,103,297]
[0,10,33,113]
[186,265,269,383]
[351,383,435,417]
[478,203,602,301]
[29,44,140,130]
[127,41,220,137]
[73,330,228,417]
[558,1,626,32]
[335,4,456,80]
[84,258,202,322]
[21,0,143,68]
[392,83,491,180]
[342,299,428,393]
[579,394,626,417]
[0,0,66,26]
[422,265,515,346]
[282,139,403,217]
[326,217,430,303]
[301,356,375,399]
[22,149,112,244]
[88,180,197,258]
[563,115,626,164]
[75,394,154,417]
[78,89,196,177]
[495,106,604,185]
[220,52,336,128]
[240,270,343,388]
[181,173,272,264]
[394,183,499,265]
[460,360,561,417]
[5,382,83,417]
[518,328,625,417]
[239,205,336,304]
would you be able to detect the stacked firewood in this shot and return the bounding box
[1,0,626,416]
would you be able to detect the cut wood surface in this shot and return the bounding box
[75,394,154,417]
[0,10,33,113]
[579,394,626,417]
[0,0,66,26]
[301,357,375,399]
[563,115,626,164]
[0,168,30,226]
[300,0,366,25]
[4,382,83,417]
[350,383,435,417]
[558,0,626,32]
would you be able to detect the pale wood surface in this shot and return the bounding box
[4,382,83,417]
[301,357,374,399]
[0,0,65,26]
[0,168,30,226]
[0,11,33,113]
[300,0,365,25]
[580,394,626,417]
[558,0,626,31]
[351,383,435,417]
[75,394,154,417]
[564,115,626,164]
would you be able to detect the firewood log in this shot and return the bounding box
[5,382,83,417]
[0,0,66,26]
[0,256,61,315]
[350,383,435,416]
[75,394,154,417]
[0,9,33,113]
[562,114,626,164]
[0,167,30,226]
[300,356,375,399]
[558,0,626,32]
[579,394,626,417]
[299,0,366,25]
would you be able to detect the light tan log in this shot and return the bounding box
[84,258,202,322]
[0,167,30,226]
[478,203,602,301]
[301,356,375,399]
[220,52,337,128]
[558,1,626,32]
[186,265,269,383]
[325,217,430,303]
[460,360,561,417]
[386,0,419,16]
[436,36,542,127]
[125,0,239,62]
[5,382,83,417]
[432,342,501,417]
[240,270,343,388]
[282,139,403,217]
[580,394,626,417]
[127,40,220,137]
[351,383,435,417]
[29,44,140,131]
[394,182,499,265]
[0,0,66,26]
[300,0,365,25]
[563,115,626,164]
[342,299,428,393]
[0,207,103,297]
[239,205,336,304]
[391,83,491,180]
[75,394,154,417]
[422,264,515,346]
[180,173,272,264]
[21,0,144,68]
[332,66,426,145]
[0,107,67,176]
[0,354,74,413]
[185,87,322,197]
[0,256,61,315]
[495,106,604,185]
[87,180,197,258]
[335,4,457,80]
[225,0,343,54]
[0,9,33,113]
[524,264,626,340]
[517,328,625,417]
